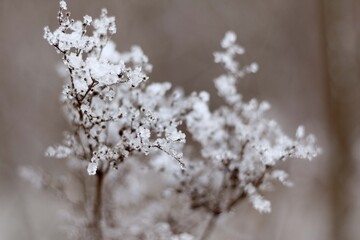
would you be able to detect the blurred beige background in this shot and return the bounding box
[0,0,359,239]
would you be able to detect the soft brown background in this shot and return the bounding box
[1,0,359,239]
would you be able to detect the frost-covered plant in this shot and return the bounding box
[43,1,192,175]
[149,32,320,239]
[20,1,321,240]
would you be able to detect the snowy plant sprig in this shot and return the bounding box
[26,2,322,239]
[44,1,196,175]
[159,32,322,215]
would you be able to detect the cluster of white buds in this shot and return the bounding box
[164,32,321,214]
[43,1,202,177]
[20,1,322,239]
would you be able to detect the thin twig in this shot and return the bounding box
[90,171,105,239]
[198,213,219,240]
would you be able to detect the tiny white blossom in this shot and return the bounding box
[247,62,259,73]
[296,125,305,139]
[83,15,92,25]
[87,162,98,175]
[221,31,237,48]
[46,145,72,158]
[59,0,67,10]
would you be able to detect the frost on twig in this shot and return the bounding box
[161,31,322,216]
[19,1,321,239]
[43,1,195,176]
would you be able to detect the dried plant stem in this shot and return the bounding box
[90,171,105,239]
[199,213,219,240]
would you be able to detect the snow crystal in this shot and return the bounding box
[296,125,305,139]
[83,15,92,25]
[221,31,237,48]
[87,162,98,175]
[59,0,67,10]
[247,62,259,73]
[46,145,72,158]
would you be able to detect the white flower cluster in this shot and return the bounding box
[33,1,322,239]
[167,31,321,214]
[43,2,200,176]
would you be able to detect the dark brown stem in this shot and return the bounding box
[226,192,246,212]
[199,213,219,240]
[79,78,98,102]
[90,171,105,239]
[198,173,224,240]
